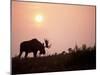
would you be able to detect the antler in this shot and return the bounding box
[44,39,51,48]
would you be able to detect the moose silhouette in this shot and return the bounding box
[18,39,51,58]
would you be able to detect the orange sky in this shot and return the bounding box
[12,1,95,57]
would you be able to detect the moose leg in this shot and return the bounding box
[25,52,28,58]
[33,51,37,58]
[18,51,23,58]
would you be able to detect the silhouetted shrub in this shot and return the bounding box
[82,44,87,50]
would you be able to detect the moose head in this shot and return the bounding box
[39,39,51,55]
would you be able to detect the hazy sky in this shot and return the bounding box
[12,1,95,57]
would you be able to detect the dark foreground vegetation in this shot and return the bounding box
[12,44,96,74]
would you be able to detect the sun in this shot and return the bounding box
[35,15,44,23]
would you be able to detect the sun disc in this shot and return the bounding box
[35,15,43,23]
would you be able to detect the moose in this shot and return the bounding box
[18,39,51,58]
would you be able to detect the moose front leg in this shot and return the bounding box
[33,51,37,58]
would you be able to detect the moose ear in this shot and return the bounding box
[42,43,44,46]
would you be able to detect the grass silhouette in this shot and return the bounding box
[12,44,96,74]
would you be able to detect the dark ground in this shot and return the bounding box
[12,48,96,74]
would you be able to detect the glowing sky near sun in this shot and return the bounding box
[12,1,95,57]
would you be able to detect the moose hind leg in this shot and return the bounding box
[18,51,23,58]
[25,52,28,58]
